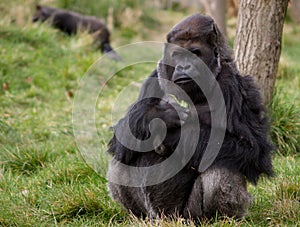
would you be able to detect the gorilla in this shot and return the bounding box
[32,5,121,60]
[107,14,274,220]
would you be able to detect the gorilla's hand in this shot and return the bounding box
[155,99,189,129]
[152,98,189,156]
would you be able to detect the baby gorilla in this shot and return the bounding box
[107,14,273,220]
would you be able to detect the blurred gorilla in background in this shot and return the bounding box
[107,14,273,220]
[32,5,122,60]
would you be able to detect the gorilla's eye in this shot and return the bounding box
[171,50,183,58]
[190,48,202,57]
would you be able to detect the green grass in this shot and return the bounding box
[55,0,158,27]
[270,91,300,155]
[0,1,299,226]
[270,24,300,156]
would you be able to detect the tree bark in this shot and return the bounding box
[234,0,289,104]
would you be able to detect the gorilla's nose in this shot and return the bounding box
[176,64,191,71]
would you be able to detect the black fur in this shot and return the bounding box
[107,14,273,220]
[32,5,122,60]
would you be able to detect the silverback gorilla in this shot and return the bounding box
[107,14,273,220]
[32,5,121,60]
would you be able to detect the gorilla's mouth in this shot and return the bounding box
[173,74,193,84]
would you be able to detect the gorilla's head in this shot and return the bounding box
[32,5,56,23]
[157,14,234,104]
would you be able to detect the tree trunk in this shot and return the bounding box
[203,0,227,36]
[234,0,289,104]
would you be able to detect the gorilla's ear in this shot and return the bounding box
[166,32,172,43]
[157,59,171,80]
[210,23,221,72]
[157,44,175,79]
[212,24,221,48]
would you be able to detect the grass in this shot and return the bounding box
[270,91,300,155]
[0,1,299,226]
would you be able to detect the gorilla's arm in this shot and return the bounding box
[214,67,274,184]
[108,70,187,163]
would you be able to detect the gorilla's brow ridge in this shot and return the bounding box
[168,29,210,43]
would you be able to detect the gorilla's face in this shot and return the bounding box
[158,41,219,104]
[157,15,222,104]
[171,40,219,75]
